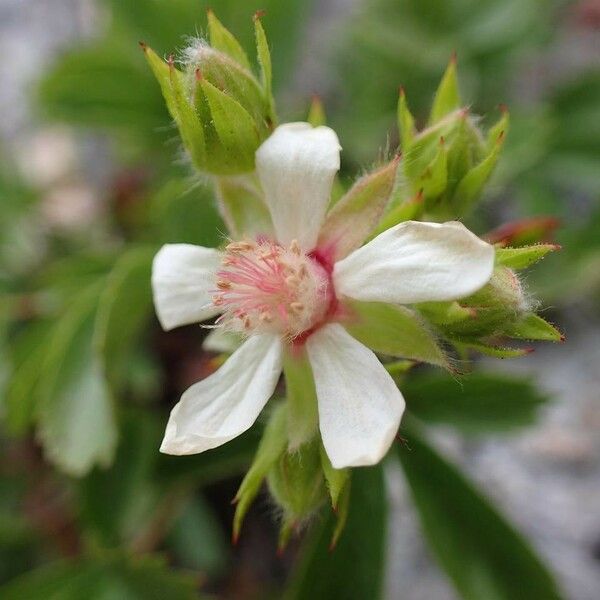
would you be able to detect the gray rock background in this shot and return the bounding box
[2,1,598,599]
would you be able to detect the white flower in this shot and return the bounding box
[152,123,495,468]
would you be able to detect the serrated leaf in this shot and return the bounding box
[318,158,399,260]
[4,321,52,435]
[207,9,251,70]
[319,445,349,509]
[496,244,559,269]
[93,247,155,394]
[429,56,461,124]
[200,78,259,173]
[254,14,275,121]
[284,465,387,600]
[233,404,287,542]
[0,553,198,599]
[402,372,548,431]
[397,88,416,149]
[505,313,563,342]
[345,300,448,368]
[283,349,319,450]
[142,45,206,169]
[398,429,561,600]
[37,284,118,477]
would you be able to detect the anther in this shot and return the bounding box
[290,302,304,313]
[217,280,231,290]
[289,239,301,255]
[259,311,273,323]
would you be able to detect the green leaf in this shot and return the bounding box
[199,77,259,173]
[4,320,52,435]
[93,247,155,395]
[285,465,387,600]
[345,300,448,368]
[254,13,275,120]
[319,158,399,260]
[0,553,198,599]
[429,55,461,124]
[402,372,549,431]
[77,409,162,548]
[398,429,562,600]
[397,88,416,149]
[233,404,287,542]
[142,45,206,169]
[283,349,319,450]
[38,285,118,476]
[496,244,560,269]
[505,313,563,342]
[207,9,251,70]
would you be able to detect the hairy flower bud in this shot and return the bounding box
[143,11,275,175]
[388,57,508,222]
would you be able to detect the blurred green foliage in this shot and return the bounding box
[1,0,598,597]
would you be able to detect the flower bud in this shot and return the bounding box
[267,439,328,547]
[389,57,508,221]
[142,11,275,175]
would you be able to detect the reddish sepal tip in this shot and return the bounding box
[254,9,267,20]
[138,41,147,51]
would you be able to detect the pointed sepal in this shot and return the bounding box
[429,54,461,124]
[207,9,251,70]
[495,244,560,269]
[505,313,564,342]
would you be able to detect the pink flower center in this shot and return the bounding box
[212,239,333,339]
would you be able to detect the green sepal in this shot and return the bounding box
[307,95,327,127]
[142,45,206,169]
[496,244,560,269]
[486,105,510,152]
[372,190,424,237]
[454,341,533,359]
[418,300,475,325]
[453,129,505,215]
[232,403,287,543]
[199,77,260,173]
[207,9,251,70]
[318,157,400,260]
[397,88,416,149]
[329,479,351,550]
[344,299,448,368]
[215,174,273,239]
[416,138,448,202]
[505,313,563,342]
[283,348,319,451]
[429,55,460,124]
[319,444,349,510]
[254,13,275,122]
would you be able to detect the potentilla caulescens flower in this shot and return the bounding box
[152,123,495,468]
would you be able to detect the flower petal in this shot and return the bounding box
[306,323,405,468]
[152,244,222,331]
[333,220,494,304]
[160,334,283,455]
[256,122,341,249]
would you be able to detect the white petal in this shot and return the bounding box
[160,334,283,455]
[256,122,341,249]
[306,323,404,468]
[334,220,494,304]
[152,244,222,331]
